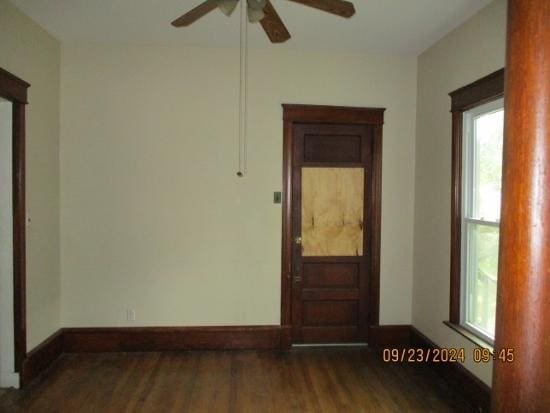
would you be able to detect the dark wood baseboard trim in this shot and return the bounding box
[410,326,491,413]
[369,325,490,412]
[280,325,292,350]
[62,326,286,353]
[20,329,64,387]
[19,325,288,387]
[19,322,491,412]
[368,325,412,348]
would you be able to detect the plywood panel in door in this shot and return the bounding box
[301,168,364,256]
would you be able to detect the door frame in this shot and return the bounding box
[280,104,384,344]
[0,67,29,373]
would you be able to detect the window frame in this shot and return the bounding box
[448,69,505,345]
[461,98,504,344]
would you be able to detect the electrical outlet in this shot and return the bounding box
[126,309,136,322]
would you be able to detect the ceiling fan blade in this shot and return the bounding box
[171,0,219,27]
[260,1,291,43]
[286,0,355,18]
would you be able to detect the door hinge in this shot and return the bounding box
[293,275,302,283]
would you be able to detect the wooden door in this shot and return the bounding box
[289,119,378,344]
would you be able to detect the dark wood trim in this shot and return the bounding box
[282,104,385,125]
[492,1,550,411]
[369,123,383,325]
[360,324,491,412]
[0,67,30,104]
[280,325,292,350]
[63,326,286,353]
[20,330,64,387]
[19,326,290,387]
[281,104,385,343]
[20,323,493,413]
[449,69,505,112]
[449,69,505,325]
[31,326,416,370]
[281,119,293,326]
[12,104,27,373]
[449,109,463,324]
[0,66,29,374]
[410,327,491,413]
[5,334,490,412]
[367,325,411,348]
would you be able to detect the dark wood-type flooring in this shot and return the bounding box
[0,347,476,412]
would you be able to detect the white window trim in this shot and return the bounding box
[459,98,504,345]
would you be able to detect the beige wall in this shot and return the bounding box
[0,0,507,383]
[0,0,61,350]
[59,45,417,327]
[413,0,507,386]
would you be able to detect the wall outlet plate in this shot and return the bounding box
[126,309,136,322]
[273,192,282,204]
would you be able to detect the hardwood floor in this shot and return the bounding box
[0,347,476,412]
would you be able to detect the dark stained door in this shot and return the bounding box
[291,123,374,343]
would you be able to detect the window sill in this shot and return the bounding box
[443,321,494,354]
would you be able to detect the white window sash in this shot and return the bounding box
[459,98,504,343]
[464,217,499,227]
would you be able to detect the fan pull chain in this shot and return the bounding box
[237,0,248,178]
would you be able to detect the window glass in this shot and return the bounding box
[472,109,504,222]
[465,223,499,337]
[462,99,504,342]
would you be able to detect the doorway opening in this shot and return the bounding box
[0,67,29,388]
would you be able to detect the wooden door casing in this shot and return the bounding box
[281,105,384,345]
[0,67,29,372]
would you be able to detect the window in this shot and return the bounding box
[448,69,505,345]
[461,99,504,342]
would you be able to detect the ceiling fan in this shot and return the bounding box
[171,0,356,43]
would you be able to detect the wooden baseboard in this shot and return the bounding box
[368,325,412,348]
[410,326,491,413]
[280,325,292,350]
[21,329,64,387]
[19,325,287,387]
[63,326,286,353]
[19,322,492,412]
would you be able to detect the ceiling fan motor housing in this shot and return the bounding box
[173,0,356,43]
[247,0,268,23]
[215,0,268,23]
[216,0,239,16]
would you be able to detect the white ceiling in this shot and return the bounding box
[10,0,492,55]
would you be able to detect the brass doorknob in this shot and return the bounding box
[295,236,302,245]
